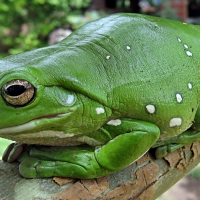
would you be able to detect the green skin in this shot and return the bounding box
[1,13,200,179]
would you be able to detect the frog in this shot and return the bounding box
[1,13,200,179]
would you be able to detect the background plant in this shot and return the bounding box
[0,0,92,57]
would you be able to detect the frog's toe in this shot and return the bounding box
[155,146,168,158]
[155,143,184,159]
[19,157,40,178]
[2,143,25,162]
[19,157,60,178]
[2,143,15,162]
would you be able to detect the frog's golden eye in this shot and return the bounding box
[1,79,35,106]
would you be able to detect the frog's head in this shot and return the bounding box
[0,47,112,145]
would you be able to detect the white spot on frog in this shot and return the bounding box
[176,93,183,103]
[188,83,192,90]
[126,45,131,50]
[177,38,182,43]
[169,118,182,127]
[106,55,111,60]
[107,119,122,126]
[186,50,193,57]
[177,38,193,57]
[96,107,105,115]
[146,104,156,114]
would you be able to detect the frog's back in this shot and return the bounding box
[57,14,200,139]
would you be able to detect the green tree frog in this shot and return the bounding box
[1,13,200,179]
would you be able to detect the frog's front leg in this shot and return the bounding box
[94,119,160,172]
[5,119,160,179]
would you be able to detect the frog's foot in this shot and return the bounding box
[2,143,27,162]
[18,119,160,179]
[155,144,184,159]
[153,129,200,158]
[19,146,105,179]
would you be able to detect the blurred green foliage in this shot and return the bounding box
[188,164,200,179]
[0,0,92,57]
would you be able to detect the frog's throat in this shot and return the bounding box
[0,113,68,135]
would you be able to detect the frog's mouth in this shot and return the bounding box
[34,113,66,120]
[0,112,69,135]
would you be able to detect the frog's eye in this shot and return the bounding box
[1,79,35,106]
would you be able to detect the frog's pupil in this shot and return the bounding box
[6,85,26,96]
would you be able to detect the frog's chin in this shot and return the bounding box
[0,113,69,135]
